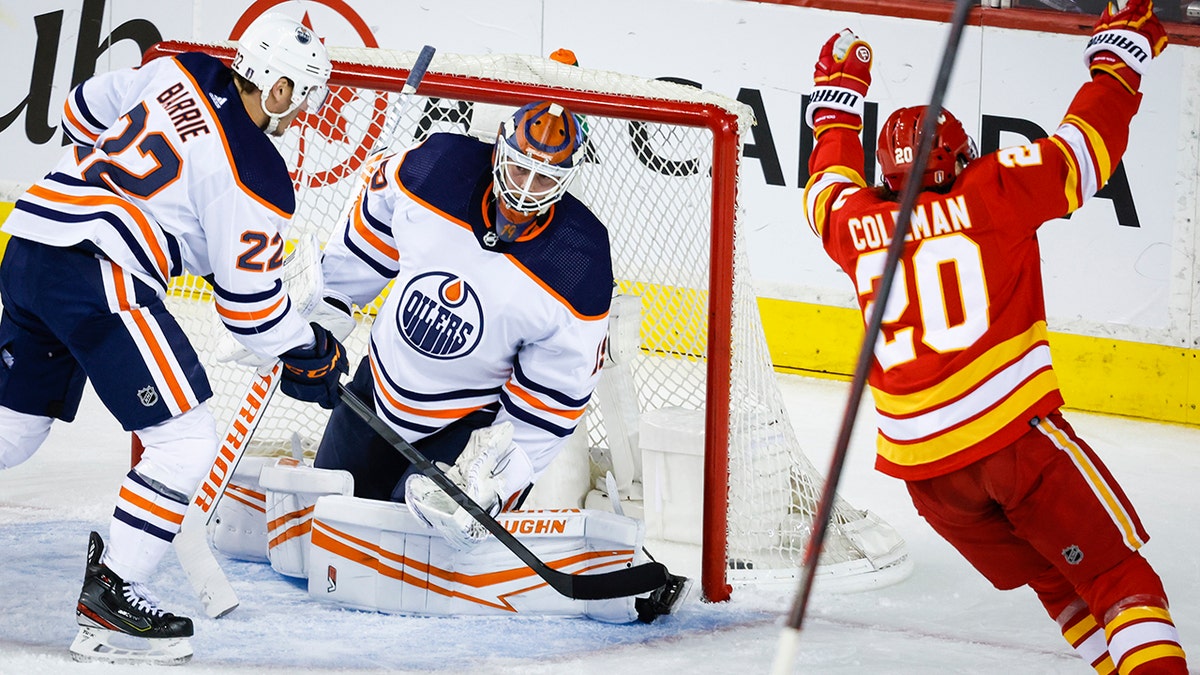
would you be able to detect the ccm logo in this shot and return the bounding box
[192,373,273,512]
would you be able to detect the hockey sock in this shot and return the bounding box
[1057,600,1116,675]
[106,469,189,581]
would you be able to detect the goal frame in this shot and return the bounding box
[144,40,743,602]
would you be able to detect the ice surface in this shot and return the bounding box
[1,374,1196,673]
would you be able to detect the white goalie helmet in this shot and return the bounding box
[490,101,587,242]
[232,13,332,134]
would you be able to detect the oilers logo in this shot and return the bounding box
[396,272,482,359]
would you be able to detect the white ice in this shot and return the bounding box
[1,374,1196,674]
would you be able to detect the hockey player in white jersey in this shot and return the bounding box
[316,101,611,549]
[0,13,348,664]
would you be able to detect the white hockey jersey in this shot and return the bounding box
[2,52,313,359]
[321,132,614,477]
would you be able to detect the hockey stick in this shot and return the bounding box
[337,384,676,601]
[174,234,323,618]
[332,44,436,228]
[174,362,282,618]
[771,1,976,671]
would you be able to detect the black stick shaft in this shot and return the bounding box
[337,384,670,601]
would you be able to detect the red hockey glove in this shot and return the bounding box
[279,323,349,410]
[1084,0,1167,94]
[807,29,873,137]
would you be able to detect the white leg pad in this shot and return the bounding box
[209,455,276,563]
[307,496,646,623]
[259,459,354,578]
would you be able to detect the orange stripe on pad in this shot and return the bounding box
[224,489,266,514]
[311,519,634,612]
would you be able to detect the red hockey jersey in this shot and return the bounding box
[804,75,1142,480]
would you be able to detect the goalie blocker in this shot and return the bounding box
[213,459,687,623]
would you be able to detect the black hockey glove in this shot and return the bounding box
[279,322,349,409]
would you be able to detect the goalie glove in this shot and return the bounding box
[1084,0,1167,94]
[309,295,356,342]
[806,29,873,137]
[404,421,534,551]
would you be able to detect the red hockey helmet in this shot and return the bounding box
[876,106,977,192]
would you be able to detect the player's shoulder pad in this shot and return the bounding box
[395,132,492,214]
[173,52,295,216]
[514,195,614,319]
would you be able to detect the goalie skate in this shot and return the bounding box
[70,531,194,665]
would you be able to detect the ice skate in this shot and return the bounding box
[69,531,194,665]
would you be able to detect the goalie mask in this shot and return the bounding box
[877,106,977,192]
[491,101,586,242]
[232,13,332,135]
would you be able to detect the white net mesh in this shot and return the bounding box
[156,44,909,598]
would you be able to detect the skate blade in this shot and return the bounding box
[70,625,193,666]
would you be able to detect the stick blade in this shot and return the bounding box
[173,522,239,618]
[551,560,672,601]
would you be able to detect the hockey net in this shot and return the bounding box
[142,42,910,602]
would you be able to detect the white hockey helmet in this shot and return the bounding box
[232,13,332,134]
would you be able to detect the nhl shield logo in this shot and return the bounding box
[1062,545,1083,565]
[137,385,159,407]
[327,565,338,592]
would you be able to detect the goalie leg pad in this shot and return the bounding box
[260,458,354,578]
[308,496,646,622]
[209,455,275,563]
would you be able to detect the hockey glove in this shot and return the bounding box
[1084,0,1167,94]
[405,421,535,551]
[807,29,873,137]
[278,323,349,410]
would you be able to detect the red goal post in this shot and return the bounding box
[139,41,910,602]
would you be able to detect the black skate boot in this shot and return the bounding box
[70,531,194,665]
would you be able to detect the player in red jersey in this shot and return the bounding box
[803,2,1185,672]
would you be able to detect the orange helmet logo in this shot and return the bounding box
[506,101,583,168]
